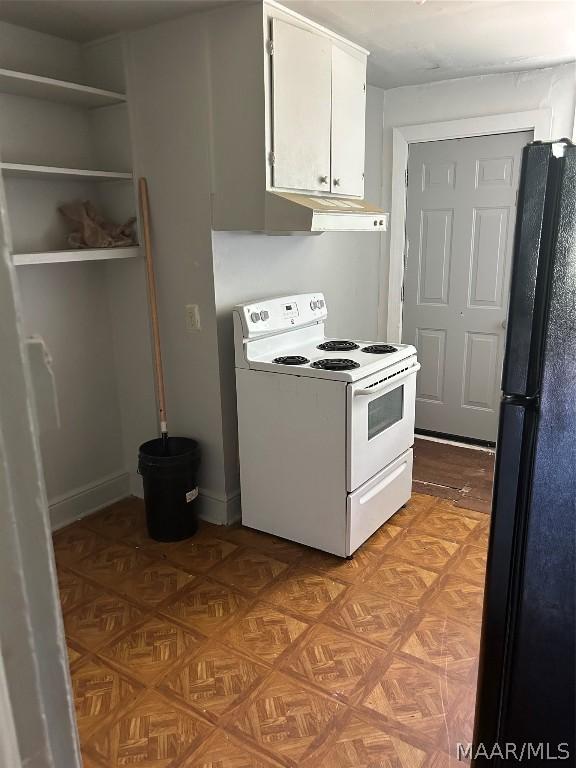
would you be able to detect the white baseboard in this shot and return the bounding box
[49,471,130,531]
[196,488,241,526]
[128,471,240,526]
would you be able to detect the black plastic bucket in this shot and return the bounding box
[138,437,201,542]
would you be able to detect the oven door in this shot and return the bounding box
[347,359,419,491]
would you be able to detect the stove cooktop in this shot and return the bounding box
[273,355,310,365]
[362,344,397,354]
[311,358,361,371]
[245,336,417,382]
[317,340,360,352]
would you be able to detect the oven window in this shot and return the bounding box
[368,385,404,440]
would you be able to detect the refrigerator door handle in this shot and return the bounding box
[502,393,539,407]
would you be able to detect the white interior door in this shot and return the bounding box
[331,46,366,197]
[271,19,331,192]
[402,131,531,442]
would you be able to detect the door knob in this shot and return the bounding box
[501,320,508,329]
[319,175,328,184]
[333,178,341,186]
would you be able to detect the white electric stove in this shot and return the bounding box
[233,292,420,557]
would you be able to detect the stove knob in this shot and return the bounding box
[310,300,318,310]
[260,310,269,321]
[317,299,325,308]
[250,312,260,323]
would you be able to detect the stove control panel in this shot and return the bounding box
[234,293,327,337]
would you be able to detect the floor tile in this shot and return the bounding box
[160,643,267,719]
[210,548,288,595]
[383,531,459,572]
[412,505,480,543]
[266,567,347,619]
[67,640,84,668]
[161,578,248,635]
[99,616,199,685]
[471,520,490,549]
[400,614,480,682]
[298,546,380,584]
[167,535,238,573]
[71,542,153,589]
[117,560,196,607]
[316,715,427,768]
[367,559,438,605]
[219,526,306,563]
[284,625,381,701]
[71,657,142,741]
[87,690,211,768]
[52,524,109,566]
[391,495,437,528]
[425,575,485,627]
[360,656,463,741]
[82,497,146,541]
[65,591,147,651]
[57,477,489,768]
[425,750,470,767]
[447,684,476,750]
[362,522,404,556]
[450,545,487,586]
[328,586,415,649]
[230,672,343,762]
[57,567,100,613]
[222,601,309,664]
[183,731,282,767]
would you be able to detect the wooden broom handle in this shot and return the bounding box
[138,177,168,435]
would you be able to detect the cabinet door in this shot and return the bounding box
[271,18,331,192]
[331,46,366,197]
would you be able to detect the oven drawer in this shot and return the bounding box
[346,448,413,556]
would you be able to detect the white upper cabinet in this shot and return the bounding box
[331,46,366,197]
[268,11,368,197]
[271,19,332,193]
[207,2,379,230]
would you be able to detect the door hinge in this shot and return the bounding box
[266,39,274,55]
[363,82,366,93]
[404,168,409,187]
[268,150,275,167]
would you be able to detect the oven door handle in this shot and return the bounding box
[354,363,420,396]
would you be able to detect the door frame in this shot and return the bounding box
[379,108,553,341]
[0,172,81,764]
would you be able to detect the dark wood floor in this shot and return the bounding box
[412,438,495,514]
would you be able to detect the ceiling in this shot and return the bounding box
[286,1,576,87]
[0,0,574,88]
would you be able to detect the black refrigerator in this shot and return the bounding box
[473,140,576,765]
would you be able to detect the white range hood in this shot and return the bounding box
[265,191,388,233]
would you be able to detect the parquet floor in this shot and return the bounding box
[53,492,489,768]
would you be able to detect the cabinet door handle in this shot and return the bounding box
[319,175,328,184]
[333,178,341,186]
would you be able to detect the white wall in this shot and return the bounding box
[379,64,576,326]
[127,14,233,523]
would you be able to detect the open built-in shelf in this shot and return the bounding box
[0,67,126,108]
[1,162,133,181]
[12,246,140,266]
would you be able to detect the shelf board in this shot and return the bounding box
[12,247,140,266]
[1,162,133,181]
[0,67,126,108]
